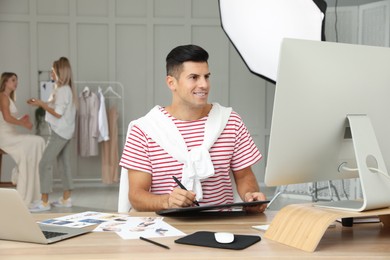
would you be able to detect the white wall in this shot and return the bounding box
[0,0,270,184]
[3,0,386,191]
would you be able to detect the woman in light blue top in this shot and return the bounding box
[28,57,77,212]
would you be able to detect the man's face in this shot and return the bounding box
[168,61,210,108]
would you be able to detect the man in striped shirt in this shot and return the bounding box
[120,44,267,212]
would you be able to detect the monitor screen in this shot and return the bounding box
[265,38,390,211]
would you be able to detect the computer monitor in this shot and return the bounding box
[265,38,390,212]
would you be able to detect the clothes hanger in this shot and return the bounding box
[103,86,121,99]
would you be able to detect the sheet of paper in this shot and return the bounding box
[115,216,185,239]
[38,211,130,228]
[40,81,55,102]
[38,211,186,239]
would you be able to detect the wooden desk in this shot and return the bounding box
[0,211,389,259]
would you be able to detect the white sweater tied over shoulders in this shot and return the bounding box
[130,102,232,201]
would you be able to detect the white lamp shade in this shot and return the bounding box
[219,0,325,82]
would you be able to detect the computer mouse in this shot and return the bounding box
[214,232,235,244]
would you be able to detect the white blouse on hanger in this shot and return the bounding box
[97,87,109,142]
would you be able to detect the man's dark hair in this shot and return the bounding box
[166,44,209,78]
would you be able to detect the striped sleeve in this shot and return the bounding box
[119,125,152,174]
[229,112,262,171]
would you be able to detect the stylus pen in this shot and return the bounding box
[172,176,200,206]
[140,236,170,249]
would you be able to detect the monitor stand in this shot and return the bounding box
[264,203,390,252]
[265,115,390,252]
[315,115,390,212]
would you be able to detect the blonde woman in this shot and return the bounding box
[28,57,77,212]
[0,72,45,205]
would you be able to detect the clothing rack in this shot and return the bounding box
[74,81,125,184]
[75,81,125,146]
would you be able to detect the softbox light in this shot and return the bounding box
[219,0,326,83]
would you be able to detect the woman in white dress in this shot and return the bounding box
[0,72,45,205]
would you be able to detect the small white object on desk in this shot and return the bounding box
[214,232,235,244]
[252,224,269,231]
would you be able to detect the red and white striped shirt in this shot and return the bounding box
[119,107,262,205]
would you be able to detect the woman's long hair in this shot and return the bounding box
[0,72,17,101]
[52,57,78,106]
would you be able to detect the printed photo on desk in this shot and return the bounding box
[38,211,185,239]
[38,211,123,228]
[116,217,185,239]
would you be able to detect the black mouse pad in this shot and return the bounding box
[175,231,261,250]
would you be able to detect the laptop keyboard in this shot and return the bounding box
[42,230,68,239]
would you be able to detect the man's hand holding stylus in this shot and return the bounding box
[165,188,197,208]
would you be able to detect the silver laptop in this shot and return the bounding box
[0,188,90,244]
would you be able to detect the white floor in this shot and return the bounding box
[48,184,120,213]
